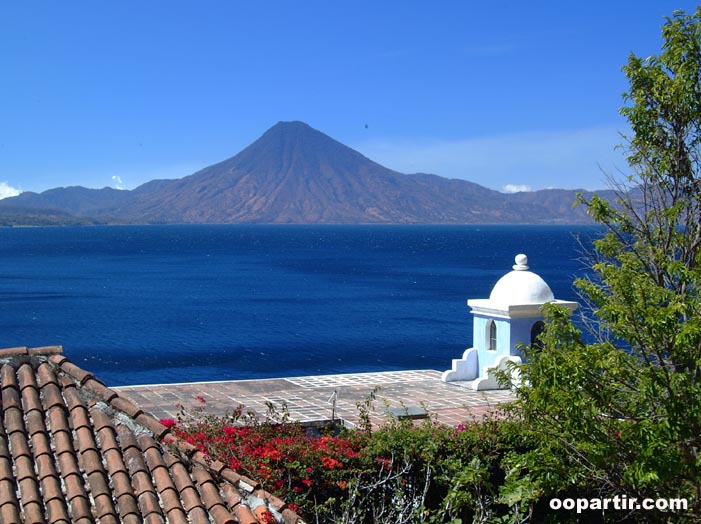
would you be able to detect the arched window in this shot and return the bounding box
[487,320,497,350]
[530,321,545,349]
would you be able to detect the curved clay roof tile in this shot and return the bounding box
[0,346,305,524]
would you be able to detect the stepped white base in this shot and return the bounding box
[442,352,521,391]
[472,355,521,390]
[441,348,478,382]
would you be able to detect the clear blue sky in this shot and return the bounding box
[1,1,697,197]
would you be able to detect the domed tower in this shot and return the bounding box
[442,254,578,390]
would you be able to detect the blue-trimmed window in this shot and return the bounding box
[488,320,497,350]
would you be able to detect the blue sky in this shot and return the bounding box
[1,2,697,198]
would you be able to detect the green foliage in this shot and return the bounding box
[507,8,701,522]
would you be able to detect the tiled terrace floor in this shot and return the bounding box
[114,370,515,428]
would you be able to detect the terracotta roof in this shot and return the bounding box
[0,346,304,524]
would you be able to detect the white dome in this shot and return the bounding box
[488,254,554,306]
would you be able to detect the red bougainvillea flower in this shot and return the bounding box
[170,407,374,518]
[321,456,342,470]
[160,418,177,429]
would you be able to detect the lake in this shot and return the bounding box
[0,224,600,385]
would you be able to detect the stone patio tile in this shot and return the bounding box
[115,370,514,427]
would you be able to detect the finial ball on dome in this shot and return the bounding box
[513,254,529,271]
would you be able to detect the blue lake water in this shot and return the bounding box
[0,225,600,386]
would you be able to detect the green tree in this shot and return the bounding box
[507,8,701,523]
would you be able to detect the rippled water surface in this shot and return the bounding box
[0,225,600,385]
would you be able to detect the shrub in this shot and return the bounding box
[165,401,530,524]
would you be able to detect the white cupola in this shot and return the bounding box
[442,254,578,390]
[488,254,554,305]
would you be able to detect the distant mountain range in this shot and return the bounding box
[1,121,610,225]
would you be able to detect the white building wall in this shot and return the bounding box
[473,314,511,370]
[509,317,544,359]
